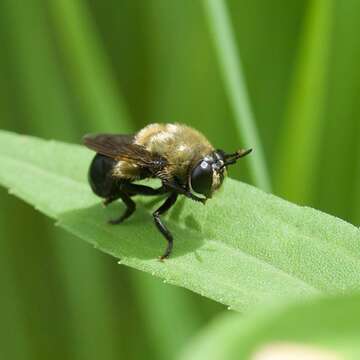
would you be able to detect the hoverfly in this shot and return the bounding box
[84,123,252,259]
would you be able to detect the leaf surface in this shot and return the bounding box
[1,130,360,310]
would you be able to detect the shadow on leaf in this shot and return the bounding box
[58,202,204,260]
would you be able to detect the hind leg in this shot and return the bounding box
[107,183,168,225]
[103,195,120,207]
[88,154,138,224]
[108,190,136,224]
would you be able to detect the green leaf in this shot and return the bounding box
[1,130,360,311]
[179,293,360,360]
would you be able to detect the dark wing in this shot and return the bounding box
[84,133,134,146]
[83,133,166,171]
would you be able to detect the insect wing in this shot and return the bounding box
[83,133,166,170]
[83,133,134,149]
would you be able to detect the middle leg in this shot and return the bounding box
[108,191,136,224]
[108,182,168,225]
[121,183,168,196]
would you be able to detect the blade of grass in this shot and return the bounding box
[0,193,41,359]
[1,0,77,139]
[315,0,360,223]
[3,132,360,312]
[47,0,132,132]
[0,63,34,359]
[356,106,360,224]
[203,0,271,192]
[179,293,360,360]
[225,0,308,172]
[275,0,334,204]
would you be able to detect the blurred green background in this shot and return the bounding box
[0,0,359,359]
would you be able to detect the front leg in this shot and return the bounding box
[153,192,178,259]
[162,180,206,204]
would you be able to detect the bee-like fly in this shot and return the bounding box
[84,123,252,259]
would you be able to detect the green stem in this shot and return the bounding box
[275,0,334,203]
[203,0,271,192]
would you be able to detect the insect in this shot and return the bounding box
[83,123,252,259]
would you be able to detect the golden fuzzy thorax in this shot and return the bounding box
[135,123,214,181]
[111,123,227,196]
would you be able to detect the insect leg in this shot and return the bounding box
[121,183,168,196]
[107,183,167,224]
[162,181,206,204]
[103,195,120,207]
[108,191,136,225]
[153,192,178,259]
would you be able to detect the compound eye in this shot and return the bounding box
[190,160,213,197]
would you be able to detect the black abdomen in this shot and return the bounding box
[88,153,118,198]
